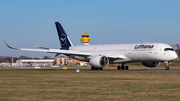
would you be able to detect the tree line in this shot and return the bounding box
[0,56,53,63]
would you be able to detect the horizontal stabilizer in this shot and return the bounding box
[36,46,50,50]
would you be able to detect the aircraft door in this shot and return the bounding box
[154,46,158,54]
[128,46,132,54]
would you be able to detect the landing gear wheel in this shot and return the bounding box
[117,64,129,70]
[164,66,169,70]
[121,65,124,70]
[117,66,121,70]
[100,68,103,70]
[164,61,170,70]
[125,66,129,70]
[91,66,94,70]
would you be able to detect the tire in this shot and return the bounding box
[121,65,124,70]
[125,66,129,70]
[164,67,166,70]
[164,66,169,70]
[91,66,94,70]
[117,66,120,70]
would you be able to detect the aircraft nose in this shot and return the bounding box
[172,52,178,60]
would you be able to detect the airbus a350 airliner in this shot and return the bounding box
[4,22,178,70]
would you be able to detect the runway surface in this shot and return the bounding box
[0,67,180,71]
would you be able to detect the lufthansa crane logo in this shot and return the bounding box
[60,34,66,46]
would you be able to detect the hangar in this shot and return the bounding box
[16,59,55,67]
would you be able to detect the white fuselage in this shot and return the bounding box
[69,43,177,63]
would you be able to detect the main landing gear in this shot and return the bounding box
[91,66,103,70]
[164,61,169,70]
[117,64,129,70]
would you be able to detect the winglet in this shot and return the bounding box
[3,41,20,50]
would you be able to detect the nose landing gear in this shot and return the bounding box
[164,61,170,70]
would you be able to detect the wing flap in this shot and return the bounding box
[103,54,131,63]
[104,54,126,59]
[47,49,90,56]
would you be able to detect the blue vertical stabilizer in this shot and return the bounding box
[55,22,73,50]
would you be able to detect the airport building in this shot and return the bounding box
[56,56,88,66]
[16,59,55,67]
[56,57,76,65]
[81,30,90,45]
[11,57,87,67]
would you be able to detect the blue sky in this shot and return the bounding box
[0,0,180,58]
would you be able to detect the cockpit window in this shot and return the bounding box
[164,48,174,51]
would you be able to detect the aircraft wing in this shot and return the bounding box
[103,54,131,63]
[4,41,127,60]
[3,41,91,57]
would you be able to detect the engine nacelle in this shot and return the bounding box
[89,55,109,68]
[142,62,161,67]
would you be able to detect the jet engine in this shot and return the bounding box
[89,55,109,68]
[142,62,160,67]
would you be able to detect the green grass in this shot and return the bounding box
[0,70,180,101]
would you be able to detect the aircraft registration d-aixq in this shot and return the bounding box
[4,22,178,70]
